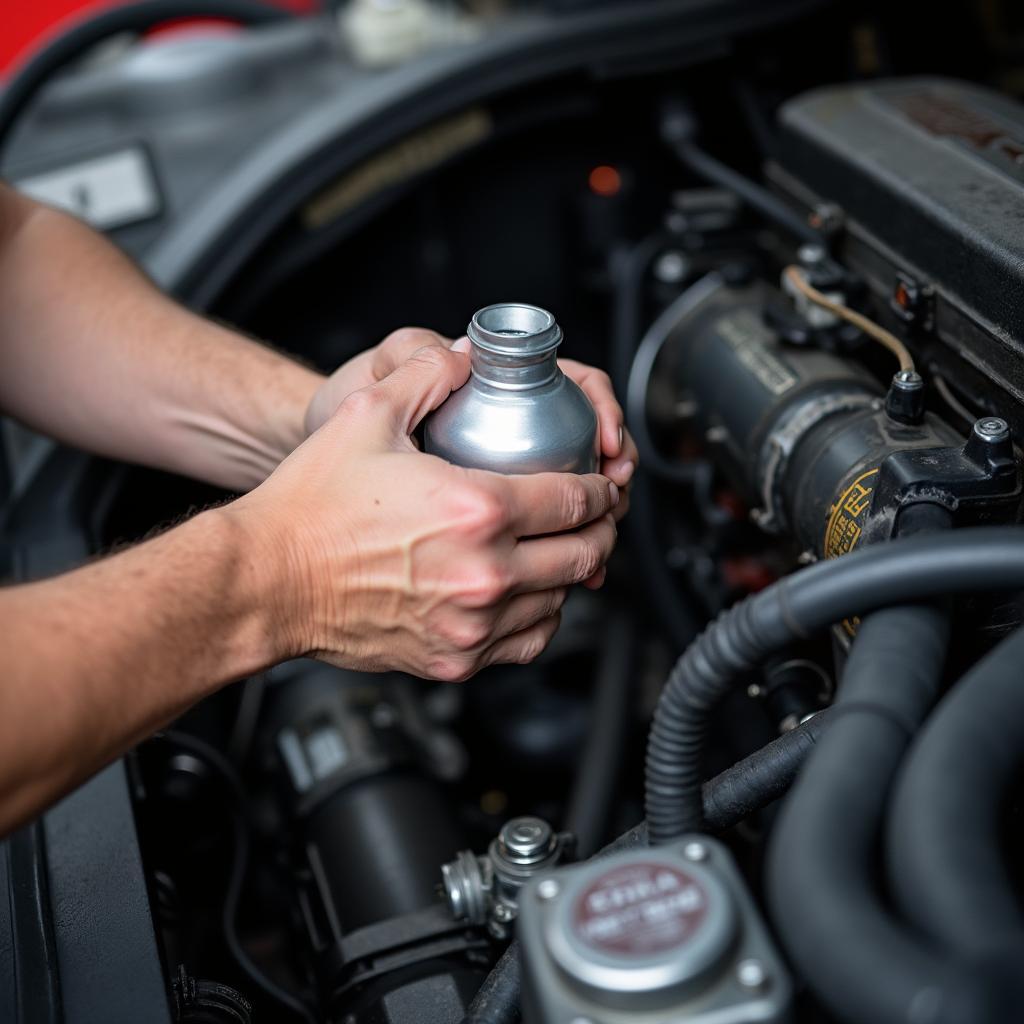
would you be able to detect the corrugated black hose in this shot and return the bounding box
[644,526,1024,843]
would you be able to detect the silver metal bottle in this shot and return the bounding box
[423,303,598,474]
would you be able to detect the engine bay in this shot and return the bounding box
[3,2,1024,1023]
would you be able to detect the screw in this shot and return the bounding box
[974,417,1010,443]
[683,841,709,862]
[737,958,770,992]
[499,816,554,864]
[537,878,560,901]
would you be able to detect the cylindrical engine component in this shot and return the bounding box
[274,674,463,935]
[517,836,791,1023]
[671,279,960,555]
[424,303,598,474]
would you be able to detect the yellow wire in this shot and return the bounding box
[783,265,915,373]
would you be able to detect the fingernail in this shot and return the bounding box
[620,460,635,482]
[609,481,620,507]
[451,336,471,354]
[617,425,624,450]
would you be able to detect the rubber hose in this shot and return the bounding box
[765,604,1022,1024]
[0,1,292,162]
[659,102,822,247]
[609,238,702,654]
[644,526,1024,843]
[887,623,1024,957]
[462,712,833,1024]
[565,609,636,858]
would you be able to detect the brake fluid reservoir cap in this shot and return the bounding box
[545,849,738,1010]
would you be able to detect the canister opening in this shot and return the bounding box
[469,303,561,355]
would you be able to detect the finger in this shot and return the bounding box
[372,327,452,381]
[581,566,607,590]
[560,359,623,458]
[349,345,470,437]
[602,428,638,488]
[482,612,562,669]
[510,514,617,591]
[491,587,568,638]
[496,471,618,538]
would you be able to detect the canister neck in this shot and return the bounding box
[467,302,562,390]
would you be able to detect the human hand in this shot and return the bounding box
[236,345,620,682]
[304,331,639,515]
[305,327,454,436]
[559,358,638,519]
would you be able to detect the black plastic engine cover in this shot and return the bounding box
[773,77,1024,408]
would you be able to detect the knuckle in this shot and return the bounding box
[383,326,436,351]
[452,485,508,535]
[410,344,450,373]
[427,655,476,683]
[463,561,510,607]
[561,478,592,528]
[573,537,603,581]
[440,615,490,653]
[337,387,380,420]
[517,619,559,664]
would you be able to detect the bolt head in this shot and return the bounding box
[683,841,709,862]
[499,816,554,863]
[536,878,560,901]
[737,958,770,992]
[974,417,1010,443]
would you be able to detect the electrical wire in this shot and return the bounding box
[155,731,319,1024]
[783,265,915,373]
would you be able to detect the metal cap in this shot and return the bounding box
[468,303,562,357]
[497,816,554,866]
[543,849,738,1012]
[973,416,1010,444]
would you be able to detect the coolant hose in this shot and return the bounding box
[764,604,1022,1024]
[644,526,1024,842]
[887,623,1024,957]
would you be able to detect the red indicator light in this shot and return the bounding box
[588,165,622,197]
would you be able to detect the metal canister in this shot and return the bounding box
[423,303,598,474]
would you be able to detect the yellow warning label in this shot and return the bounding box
[824,468,878,560]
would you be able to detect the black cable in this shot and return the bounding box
[0,1,293,163]
[643,525,1024,843]
[887,623,1024,958]
[609,238,703,654]
[660,102,823,247]
[625,270,725,489]
[564,609,636,858]
[155,731,319,1024]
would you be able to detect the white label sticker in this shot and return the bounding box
[15,147,160,230]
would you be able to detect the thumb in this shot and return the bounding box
[364,344,470,438]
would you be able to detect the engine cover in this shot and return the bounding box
[772,77,1024,419]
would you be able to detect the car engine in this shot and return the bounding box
[2,2,1024,1023]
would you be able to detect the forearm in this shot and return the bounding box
[0,506,283,833]
[0,185,324,490]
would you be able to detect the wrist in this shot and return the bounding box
[190,503,303,672]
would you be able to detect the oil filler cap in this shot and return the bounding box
[544,849,738,1011]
